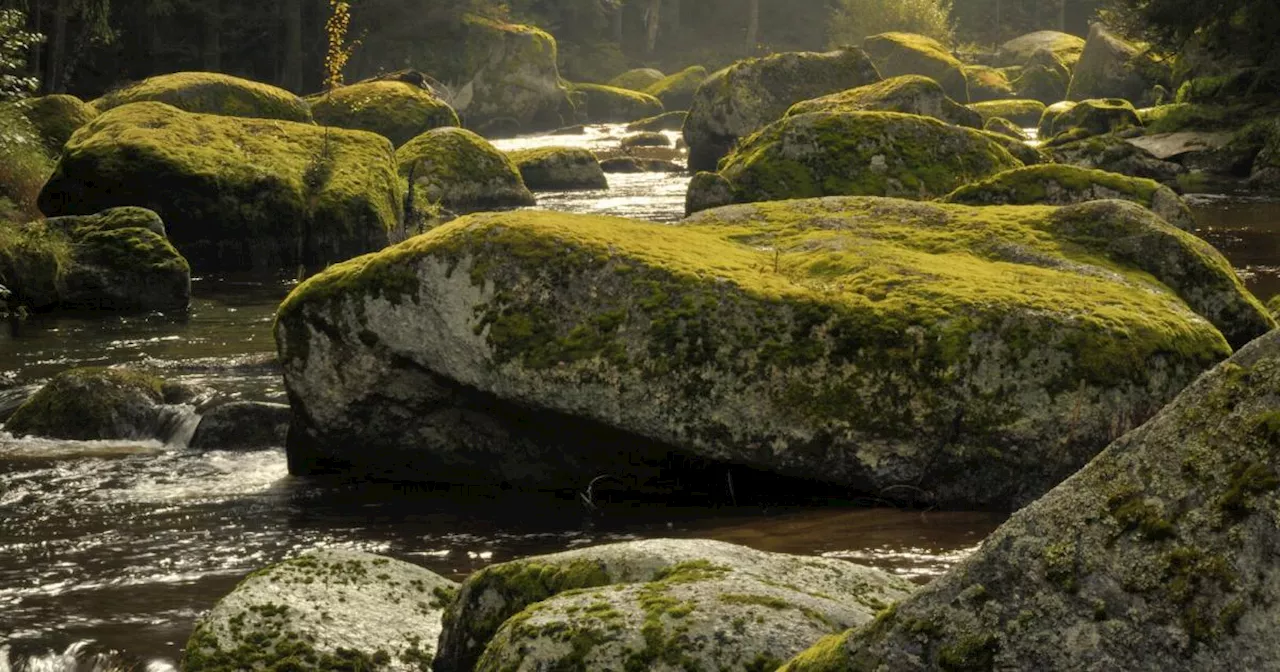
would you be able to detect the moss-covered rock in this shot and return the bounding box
[683,48,881,172]
[397,127,535,210]
[1176,68,1280,105]
[708,111,1021,206]
[309,78,459,147]
[0,105,56,218]
[943,164,1195,230]
[567,82,664,123]
[964,65,1015,102]
[983,116,1029,140]
[274,199,1263,507]
[435,538,913,672]
[620,131,671,149]
[1248,120,1280,191]
[685,171,735,215]
[978,129,1047,166]
[781,329,1280,671]
[184,548,457,672]
[1048,132,1186,184]
[506,146,607,191]
[92,72,312,122]
[1068,24,1169,105]
[787,75,982,128]
[626,110,687,132]
[37,102,399,273]
[862,32,968,102]
[189,401,291,451]
[1047,98,1142,142]
[7,94,98,153]
[1013,61,1069,105]
[598,156,684,173]
[608,68,666,91]
[4,367,181,440]
[643,65,708,111]
[969,98,1046,127]
[997,30,1086,68]
[1037,100,1078,138]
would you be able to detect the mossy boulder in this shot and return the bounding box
[7,94,98,153]
[189,401,291,451]
[568,83,664,123]
[435,538,914,672]
[964,65,1016,103]
[274,199,1265,507]
[969,99,1046,127]
[787,75,982,128]
[862,32,968,102]
[704,111,1020,208]
[37,102,400,273]
[685,171,735,215]
[983,116,1029,140]
[92,72,312,122]
[1038,100,1078,138]
[642,65,708,111]
[683,48,882,172]
[309,79,459,147]
[997,30,1086,68]
[780,329,1280,671]
[506,146,607,191]
[1068,24,1169,105]
[4,367,190,441]
[1048,133,1186,184]
[1047,98,1141,142]
[620,131,671,149]
[1013,62,1069,105]
[184,548,457,672]
[626,110,687,132]
[1248,120,1280,191]
[608,68,666,91]
[397,127,535,210]
[943,165,1196,230]
[1176,68,1280,105]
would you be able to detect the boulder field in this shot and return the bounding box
[274,198,1270,509]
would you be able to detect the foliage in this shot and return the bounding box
[0,9,42,101]
[0,104,54,221]
[325,0,359,91]
[1104,0,1280,71]
[827,0,954,47]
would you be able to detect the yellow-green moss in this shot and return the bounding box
[777,631,855,671]
[964,65,1015,102]
[397,127,534,210]
[0,105,56,219]
[92,72,312,122]
[968,99,1046,127]
[569,82,664,122]
[505,146,607,191]
[608,68,665,91]
[4,367,165,440]
[785,75,980,128]
[7,94,98,153]
[943,164,1160,206]
[0,219,72,310]
[1047,98,1141,141]
[643,65,709,110]
[310,80,460,147]
[862,32,969,102]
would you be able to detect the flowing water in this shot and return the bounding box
[2,123,1279,668]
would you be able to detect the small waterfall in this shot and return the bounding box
[0,641,175,672]
[156,404,202,449]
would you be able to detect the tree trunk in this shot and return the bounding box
[202,0,222,71]
[646,0,661,54]
[30,1,43,85]
[668,0,681,32]
[745,0,759,54]
[282,0,304,92]
[47,0,68,92]
[612,3,623,44]
[1059,0,1067,33]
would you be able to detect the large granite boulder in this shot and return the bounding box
[38,102,400,273]
[786,75,982,128]
[942,165,1196,230]
[91,72,312,122]
[189,401,291,451]
[1047,133,1186,183]
[396,127,535,211]
[435,538,914,672]
[4,367,193,441]
[506,147,607,191]
[1013,48,1072,104]
[309,78,460,147]
[997,30,1086,68]
[697,111,1020,208]
[1046,98,1142,142]
[861,32,968,102]
[274,199,1267,508]
[683,48,881,172]
[568,83,664,123]
[780,329,1280,671]
[643,65,709,111]
[1068,24,1169,105]
[184,548,457,671]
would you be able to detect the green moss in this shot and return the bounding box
[310,80,459,147]
[643,65,708,110]
[569,82,664,122]
[785,75,979,128]
[625,110,688,133]
[608,68,666,91]
[862,32,969,102]
[1215,458,1279,520]
[0,219,72,310]
[719,110,1022,202]
[184,615,393,672]
[1036,101,1077,138]
[4,367,165,440]
[1107,491,1177,540]
[93,71,312,122]
[964,66,1015,102]
[1048,98,1141,142]
[943,164,1160,208]
[396,127,533,210]
[6,94,98,153]
[968,99,1046,127]
[1041,541,1079,593]
[983,117,1028,140]
[937,633,999,671]
[0,105,56,219]
[777,631,854,671]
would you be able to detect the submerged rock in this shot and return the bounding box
[626,110,687,132]
[569,83,664,123]
[506,147,607,191]
[1068,24,1169,105]
[643,65,708,111]
[781,329,1280,671]
[309,78,459,147]
[184,548,457,672]
[862,32,968,102]
[786,75,982,128]
[620,131,671,148]
[435,538,914,672]
[598,157,684,173]
[189,401,291,451]
[38,102,400,274]
[943,164,1196,230]
[703,111,1021,207]
[683,48,881,172]
[274,200,1266,507]
[91,71,312,122]
[4,367,190,441]
[396,127,534,211]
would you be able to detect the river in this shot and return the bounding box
[1,123,1277,669]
